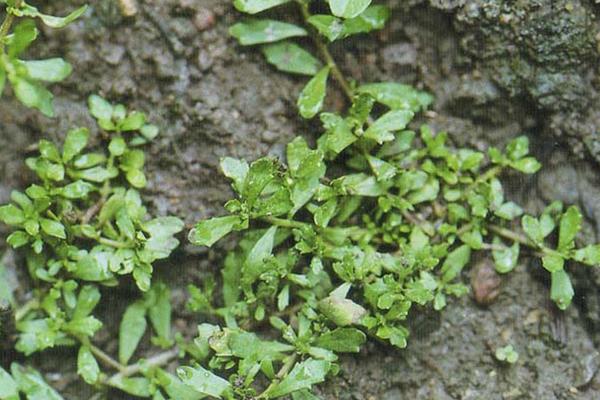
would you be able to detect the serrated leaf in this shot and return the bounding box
[262,42,321,76]
[189,215,244,247]
[230,19,307,45]
[314,328,366,352]
[298,67,330,119]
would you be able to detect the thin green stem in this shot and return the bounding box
[258,353,298,398]
[0,2,21,49]
[98,237,130,249]
[14,298,39,321]
[298,1,354,101]
[262,216,308,230]
[105,348,179,385]
[89,344,126,372]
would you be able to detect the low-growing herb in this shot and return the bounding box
[0,0,87,116]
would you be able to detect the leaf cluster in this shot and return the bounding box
[0,95,183,385]
[0,1,87,116]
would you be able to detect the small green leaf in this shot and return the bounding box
[119,301,147,364]
[298,67,330,119]
[264,359,330,398]
[0,204,25,225]
[314,328,366,352]
[62,128,89,162]
[542,254,564,273]
[357,82,433,111]
[220,157,249,193]
[441,245,471,283]
[363,110,414,144]
[88,95,113,121]
[328,0,372,18]
[40,218,66,239]
[233,0,290,14]
[242,226,277,285]
[0,366,18,400]
[494,201,523,220]
[318,285,367,327]
[230,19,307,45]
[12,77,54,117]
[60,180,94,199]
[521,215,543,244]
[20,58,72,82]
[177,366,232,398]
[108,136,126,156]
[574,244,600,266]
[262,42,321,75]
[492,237,519,274]
[550,269,574,310]
[17,4,88,28]
[126,169,147,188]
[558,206,582,252]
[8,20,37,58]
[506,136,529,160]
[495,345,519,364]
[148,282,171,340]
[120,112,146,131]
[189,215,244,247]
[77,346,100,384]
[10,363,64,400]
[510,157,541,174]
[307,15,344,41]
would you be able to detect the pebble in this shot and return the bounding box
[471,258,502,306]
[193,8,216,32]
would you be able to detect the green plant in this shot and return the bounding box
[172,0,600,397]
[0,0,87,116]
[0,94,183,395]
[495,344,519,364]
[1,0,599,399]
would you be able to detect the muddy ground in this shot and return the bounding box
[2,0,600,398]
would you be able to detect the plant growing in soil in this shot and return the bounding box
[0,1,87,116]
[0,95,183,396]
[1,0,600,399]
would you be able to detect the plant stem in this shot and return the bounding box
[105,348,179,384]
[0,0,23,50]
[90,344,126,372]
[14,298,39,321]
[298,1,354,101]
[98,237,130,249]
[262,216,307,230]
[258,353,298,398]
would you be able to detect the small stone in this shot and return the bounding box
[193,8,216,32]
[118,0,138,17]
[471,258,502,306]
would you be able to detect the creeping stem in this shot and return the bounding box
[298,1,354,101]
